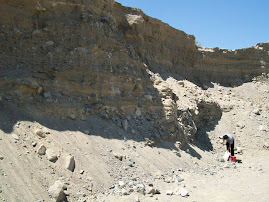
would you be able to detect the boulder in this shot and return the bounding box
[65,155,75,172]
[37,145,46,155]
[35,130,46,138]
[46,149,58,162]
[11,133,19,140]
[48,180,66,202]
[179,188,189,197]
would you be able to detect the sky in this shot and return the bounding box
[116,0,269,49]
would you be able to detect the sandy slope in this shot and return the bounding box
[0,78,268,202]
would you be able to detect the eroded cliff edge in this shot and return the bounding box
[0,0,268,145]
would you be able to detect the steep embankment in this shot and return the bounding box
[0,0,269,201]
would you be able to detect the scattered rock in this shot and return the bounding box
[252,108,260,115]
[179,188,189,197]
[236,147,243,154]
[35,130,46,138]
[259,125,267,131]
[223,164,230,168]
[37,87,43,94]
[80,170,84,174]
[121,189,130,195]
[65,155,75,172]
[46,149,58,162]
[11,133,19,140]
[114,153,124,161]
[145,187,156,195]
[0,155,3,160]
[48,180,66,202]
[264,142,269,149]
[122,119,128,131]
[135,108,142,117]
[134,196,140,202]
[119,181,126,188]
[166,191,173,195]
[32,141,37,147]
[219,157,225,162]
[37,144,46,155]
[43,41,54,49]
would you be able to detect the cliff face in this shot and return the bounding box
[197,44,269,86]
[0,0,268,143]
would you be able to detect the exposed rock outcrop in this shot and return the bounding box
[0,0,268,146]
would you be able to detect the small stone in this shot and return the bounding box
[32,29,42,36]
[37,145,46,155]
[0,155,3,160]
[114,153,124,161]
[121,189,130,195]
[134,196,140,202]
[48,180,66,201]
[179,188,189,197]
[135,108,142,117]
[43,41,54,49]
[119,181,126,188]
[37,87,43,94]
[252,108,260,115]
[122,119,128,131]
[178,81,184,87]
[219,157,225,162]
[80,170,84,174]
[46,149,58,162]
[223,164,230,168]
[166,191,173,195]
[32,141,37,147]
[264,142,269,149]
[259,125,267,131]
[236,147,243,154]
[35,130,46,138]
[12,133,19,140]
[145,187,156,194]
[65,155,75,172]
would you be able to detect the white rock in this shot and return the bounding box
[145,187,156,194]
[126,14,144,26]
[35,130,46,138]
[65,155,75,172]
[223,164,230,168]
[11,133,19,140]
[48,180,66,202]
[179,188,189,197]
[134,196,140,202]
[119,181,126,188]
[252,108,260,115]
[259,125,267,131]
[121,189,130,195]
[236,147,243,154]
[37,87,43,94]
[166,191,173,195]
[135,109,142,117]
[46,149,58,162]
[37,145,46,155]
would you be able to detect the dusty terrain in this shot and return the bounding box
[1,75,268,202]
[0,0,269,202]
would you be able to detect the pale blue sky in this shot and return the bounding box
[116,0,269,49]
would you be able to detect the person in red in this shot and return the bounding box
[222,134,235,156]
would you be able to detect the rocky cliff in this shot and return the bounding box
[0,0,268,145]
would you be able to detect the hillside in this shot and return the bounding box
[0,0,268,201]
